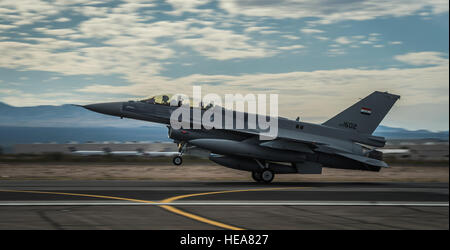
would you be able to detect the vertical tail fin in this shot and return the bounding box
[322,91,400,134]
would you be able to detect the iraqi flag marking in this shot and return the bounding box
[361,107,372,115]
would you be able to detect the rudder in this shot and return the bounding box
[322,91,400,134]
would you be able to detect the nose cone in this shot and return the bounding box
[83,102,123,117]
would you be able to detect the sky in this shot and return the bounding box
[0,0,448,131]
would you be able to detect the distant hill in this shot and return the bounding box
[0,102,448,147]
[0,126,170,147]
[0,102,151,127]
[374,125,449,140]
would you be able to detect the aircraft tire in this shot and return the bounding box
[261,169,274,183]
[173,156,183,166]
[251,171,263,182]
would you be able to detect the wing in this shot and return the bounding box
[231,128,329,146]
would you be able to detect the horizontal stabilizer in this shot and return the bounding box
[336,152,388,168]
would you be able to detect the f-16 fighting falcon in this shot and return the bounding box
[82,91,400,183]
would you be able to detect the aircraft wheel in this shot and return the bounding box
[251,171,262,182]
[261,170,274,183]
[173,156,183,166]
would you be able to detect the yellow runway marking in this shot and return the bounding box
[159,187,304,230]
[0,186,303,230]
[0,189,240,230]
[0,189,155,204]
[159,205,243,230]
[161,187,300,203]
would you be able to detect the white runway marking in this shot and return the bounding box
[0,201,448,207]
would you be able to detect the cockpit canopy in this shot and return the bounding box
[140,94,173,105]
[139,94,218,109]
[139,94,194,107]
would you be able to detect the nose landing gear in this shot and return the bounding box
[173,155,183,166]
[172,142,185,166]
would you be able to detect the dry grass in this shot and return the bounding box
[0,160,448,182]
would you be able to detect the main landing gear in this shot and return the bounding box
[252,159,275,183]
[252,169,274,183]
[252,171,262,182]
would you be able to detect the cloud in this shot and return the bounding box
[219,0,449,24]
[176,27,276,60]
[244,26,269,33]
[0,1,283,85]
[278,44,305,50]
[335,36,352,44]
[327,48,346,56]
[0,39,170,81]
[76,59,449,130]
[75,10,275,61]
[282,35,301,40]
[34,27,78,37]
[0,0,95,25]
[259,30,281,35]
[55,17,71,22]
[300,28,324,34]
[0,88,22,95]
[166,0,212,15]
[0,24,16,30]
[244,26,280,35]
[368,36,379,42]
[389,41,403,45]
[0,90,120,107]
[314,36,329,41]
[395,51,448,66]
[352,35,366,40]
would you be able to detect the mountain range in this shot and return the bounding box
[0,102,149,127]
[0,102,448,147]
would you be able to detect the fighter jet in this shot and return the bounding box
[82,91,400,183]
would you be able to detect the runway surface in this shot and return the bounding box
[0,181,448,230]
